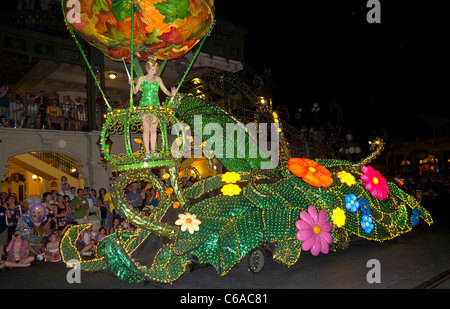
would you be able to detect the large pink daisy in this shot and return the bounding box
[360,166,389,200]
[295,206,333,256]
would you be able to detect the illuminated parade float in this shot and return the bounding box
[59,0,432,284]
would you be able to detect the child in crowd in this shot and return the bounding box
[76,225,97,257]
[97,227,107,243]
[0,115,9,127]
[42,232,61,262]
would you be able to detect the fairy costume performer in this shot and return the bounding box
[131,55,176,158]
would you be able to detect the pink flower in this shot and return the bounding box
[360,166,389,200]
[295,206,333,256]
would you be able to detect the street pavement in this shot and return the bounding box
[1,199,449,292]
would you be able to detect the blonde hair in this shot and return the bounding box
[146,55,159,72]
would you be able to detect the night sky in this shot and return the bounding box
[215,0,447,145]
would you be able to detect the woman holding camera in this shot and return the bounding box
[3,230,34,268]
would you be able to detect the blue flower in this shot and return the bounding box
[359,199,371,215]
[361,215,374,234]
[345,194,360,213]
[411,208,420,227]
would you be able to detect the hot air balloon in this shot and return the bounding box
[62,0,214,62]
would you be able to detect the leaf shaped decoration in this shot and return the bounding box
[272,240,302,267]
[175,176,304,275]
[387,182,433,224]
[174,194,254,256]
[111,0,142,23]
[141,244,189,283]
[178,95,275,173]
[154,0,191,24]
[60,224,90,263]
[101,231,145,283]
[60,224,108,272]
[174,160,434,277]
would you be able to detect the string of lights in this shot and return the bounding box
[60,93,433,283]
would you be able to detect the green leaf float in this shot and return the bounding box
[59,0,432,284]
[61,95,432,283]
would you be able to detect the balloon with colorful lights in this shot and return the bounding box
[62,0,214,61]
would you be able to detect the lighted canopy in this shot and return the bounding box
[62,0,215,61]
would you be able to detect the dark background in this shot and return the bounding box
[214,0,447,145]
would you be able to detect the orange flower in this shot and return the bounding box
[287,158,333,188]
[173,201,180,209]
[166,188,173,195]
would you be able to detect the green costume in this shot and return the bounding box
[140,80,160,107]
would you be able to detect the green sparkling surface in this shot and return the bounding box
[101,102,185,168]
[62,91,433,284]
[177,95,276,172]
[140,80,160,107]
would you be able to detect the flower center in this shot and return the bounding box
[372,177,379,184]
[308,167,316,173]
[350,200,354,204]
[313,225,321,235]
[366,222,369,227]
[186,218,192,224]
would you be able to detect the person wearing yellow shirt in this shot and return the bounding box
[46,99,64,129]
[103,191,115,230]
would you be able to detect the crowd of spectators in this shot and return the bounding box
[0,86,126,131]
[0,180,116,269]
[391,171,450,201]
[0,175,199,270]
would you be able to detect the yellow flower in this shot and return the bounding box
[175,213,201,234]
[332,207,346,227]
[163,173,170,179]
[221,172,241,184]
[337,171,356,186]
[221,184,241,196]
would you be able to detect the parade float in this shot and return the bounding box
[59,0,432,284]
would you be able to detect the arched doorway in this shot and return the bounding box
[1,152,83,204]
